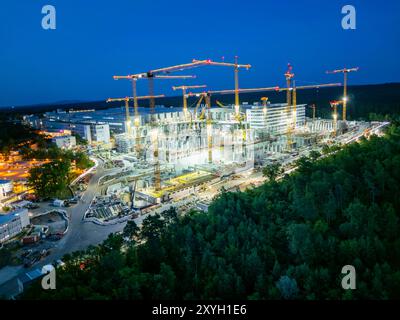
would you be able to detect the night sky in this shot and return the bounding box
[1,0,399,107]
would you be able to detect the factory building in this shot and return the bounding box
[40,119,111,145]
[52,135,76,149]
[0,208,30,244]
[306,119,335,132]
[246,103,306,134]
[90,124,110,144]
[0,180,13,201]
[115,134,135,153]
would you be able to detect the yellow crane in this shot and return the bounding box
[113,74,195,157]
[193,57,251,120]
[329,100,343,136]
[261,97,268,115]
[172,85,207,120]
[193,95,205,121]
[326,67,359,121]
[186,91,213,162]
[279,82,341,150]
[106,95,165,136]
[216,100,226,108]
[308,104,316,122]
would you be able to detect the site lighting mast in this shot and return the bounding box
[326,67,359,121]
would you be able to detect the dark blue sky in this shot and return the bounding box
[1,0,399,107]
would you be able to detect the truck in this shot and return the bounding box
[53,199,65,207]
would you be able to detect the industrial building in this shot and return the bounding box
[246,103,306,133]
[52,135,76,149]
[0,180,13,201]
[0,208,30,244]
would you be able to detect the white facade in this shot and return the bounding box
[52,135,76,149]
[0,180,13,200]
[115,134,134,153]
[246,103,306,134]
[91,124,111,144]
[0,208,30,243]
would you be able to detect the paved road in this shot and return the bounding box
[2,121,390,284]
[10,160,128,277]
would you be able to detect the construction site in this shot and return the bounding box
[79,58,376,216]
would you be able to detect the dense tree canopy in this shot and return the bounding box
[22,125,400,300]
[28,159,71,199]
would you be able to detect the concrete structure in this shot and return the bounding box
[0,180,13,200]
[0,208,30,243]
[246,103,306,134]
[52,135,76,149]
[306,119,334,133]
[22,115,42,129]
[41,120,111,145]
[115,134,134,153]
[90,124,110,144]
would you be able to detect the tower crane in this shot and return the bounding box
[279,81,341,150]
[308,104,317,122]
[261,97,269,115]
[193,58,251,120]
[112,58,251,192]
[172,85,207,120]
[326,67,359,121]
[193,94,205,121]
[113,74,195,157]
[106,95,165,136]
[283,64,295,149]
[216,100,226,108]
[206,82,340,150]
[329,100,343,136]
[284,64,295,107]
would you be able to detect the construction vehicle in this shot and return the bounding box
[326,67,359,121]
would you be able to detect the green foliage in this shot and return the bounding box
[0,115,42,152]
[262,163,282,182]
[0,247,13,269]
[21,126,400,300]
[27,159,71,199]
[21,144,93,170]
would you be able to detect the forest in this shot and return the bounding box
[22,123,400,300]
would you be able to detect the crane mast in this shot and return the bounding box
[172,85,207,120]
[326,67,359,121]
